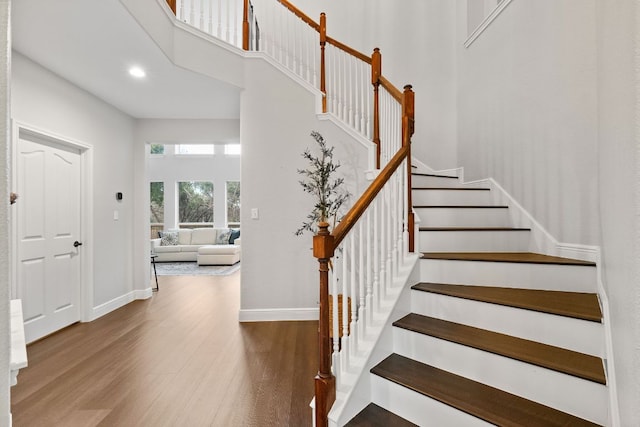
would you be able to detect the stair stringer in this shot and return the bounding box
[327,255,420,427]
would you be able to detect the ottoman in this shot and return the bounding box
[197,245,241,266]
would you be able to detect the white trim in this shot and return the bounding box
[486,177,599,262]
[465,0,514,48]
[89,289,152,322]
[238,308,319,322]
[594,250,621,427]
[10,122,96,324]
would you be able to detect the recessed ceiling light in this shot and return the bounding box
[129,66,146,78]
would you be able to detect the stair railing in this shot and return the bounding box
[164,2,415,425]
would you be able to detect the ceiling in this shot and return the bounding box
[12,0,241,119]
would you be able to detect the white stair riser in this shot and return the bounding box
[419,230,531,252]
[413,190,494,206]
[411,175,462,187]
[415,207,512,227]
[410,290,604,357]
[393,329,608,426]
[420,259,598,293]
[411,176,488,188]
[370,375,493,427]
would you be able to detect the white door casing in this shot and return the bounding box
[15,127,86,343]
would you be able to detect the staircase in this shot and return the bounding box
[343,168,609,426]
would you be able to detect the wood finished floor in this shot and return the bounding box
[11,272,318,427]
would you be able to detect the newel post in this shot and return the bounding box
[402,85,416,252]
[242,0,250,51]
[166,0,177,15]
[320,13,327,113]
[313,222,336,427]
[371,48,382,169]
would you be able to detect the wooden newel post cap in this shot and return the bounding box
[313,222,335,259]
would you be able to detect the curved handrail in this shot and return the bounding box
[277,0,321,31]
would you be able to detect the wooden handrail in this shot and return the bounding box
[332,144,410,247]
[326,36,372,64]
[166,0,176,15]
[278,0,321,31]
[379,75,403,103]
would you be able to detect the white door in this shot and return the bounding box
[16,133,82,343]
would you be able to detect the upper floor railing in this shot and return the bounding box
[164,1,416,425]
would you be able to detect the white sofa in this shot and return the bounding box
[151,228,241,265]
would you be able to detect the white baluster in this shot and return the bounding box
[357,220,365,342]
[372,197,380,314]
[189,0,195,26]
[217,0,222,39]
[331,259,340,381]
[349,232,357,356]
[331,46,338,114]
[386,183,393,293]
[366,210,373,324]
[402,163,408,258]
[341,240,349,371]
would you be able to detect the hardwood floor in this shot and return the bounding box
[11,271,318,426]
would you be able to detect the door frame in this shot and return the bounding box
[10,121,95,323]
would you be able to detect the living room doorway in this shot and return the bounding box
[146,142,241,278]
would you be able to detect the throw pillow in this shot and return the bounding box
[229,229,241,244]
[216,229,232,245]
[160,230,178,246]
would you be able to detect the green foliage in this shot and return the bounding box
[295,131,350,236]
[178,181,214,223]
[226,181,241,224]
[150,144,164,154]
[150,182,164,223]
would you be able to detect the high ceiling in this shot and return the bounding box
[12,0,241,119]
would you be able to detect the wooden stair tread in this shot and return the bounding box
[421,252,596,266]
[419,227,530,231]
[413,187,490,191]
[393,314,605,384]
[345,403,418,427]
[412,282,602,322]
[412,172,459,179]
[371,354,603,427]
[414,205,509,209]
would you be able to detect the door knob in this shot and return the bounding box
[73,241,83,248]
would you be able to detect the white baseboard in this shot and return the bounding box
[88,288,153,322]
[238,308,319,322]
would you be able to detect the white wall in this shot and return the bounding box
[148,144,241,230]
[456,0,599,245]
[596,0,640,424]
[240,57,370,318]
[293,0,459,169]
[0,0,10,423]
[11,52,136,309]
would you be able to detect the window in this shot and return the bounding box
[178,181,214,227]
[150,144,165,155]
[224,144,241,155]
[175,144,215,155]
[226,181,240,228]
[150,182,164,238]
